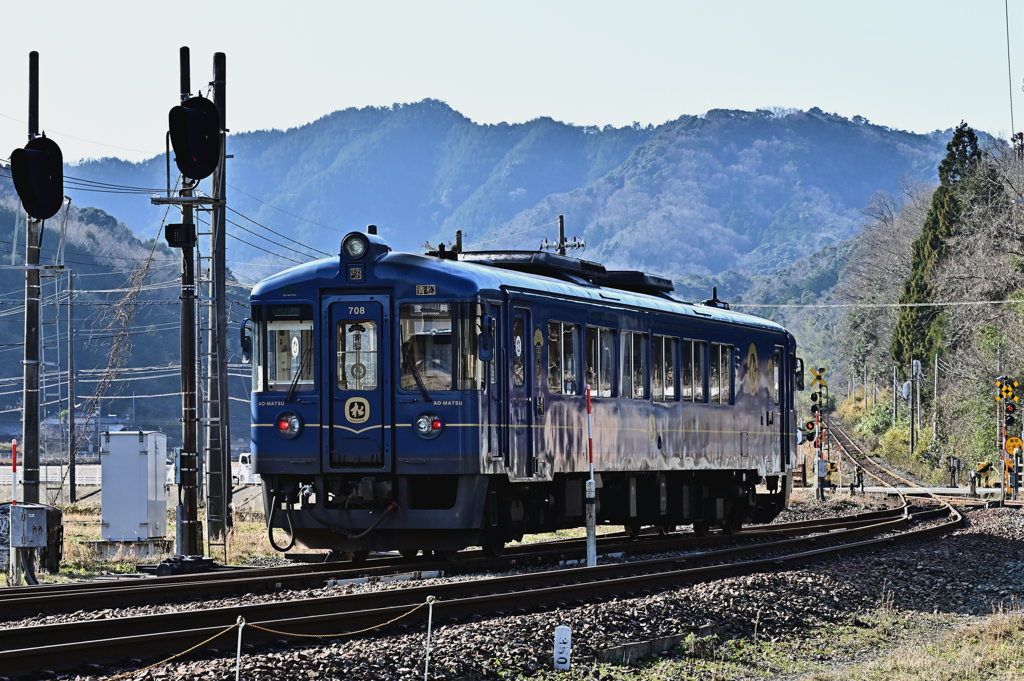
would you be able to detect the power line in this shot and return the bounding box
[227,183,344,233]
[226,206,332,257]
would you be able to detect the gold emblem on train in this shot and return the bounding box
[345,397,370,424]
[747,343,759,396]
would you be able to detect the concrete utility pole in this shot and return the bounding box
[933,354,939,439]
[206,51,232,554]
[21,51,41,504]
[67,270,76,503]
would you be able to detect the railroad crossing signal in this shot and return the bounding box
[810,366,827,388]
[997,379,1019,402]
[1008,403,1018,427]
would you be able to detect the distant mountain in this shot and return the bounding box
[62,101,947,284]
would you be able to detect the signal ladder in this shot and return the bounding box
[196,226,229,562]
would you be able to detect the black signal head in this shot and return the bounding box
[169,96,221,180]
[11,135,63,220]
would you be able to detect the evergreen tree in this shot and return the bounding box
[890,122,981,368]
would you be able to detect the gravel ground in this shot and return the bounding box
[0,495,899,633]
[20,492,1007,681]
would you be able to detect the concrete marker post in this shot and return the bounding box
[554,624,572,670]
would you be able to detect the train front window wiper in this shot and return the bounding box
[401,336,433,403]
[285,348,311,403]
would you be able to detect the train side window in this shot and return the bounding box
[456,302,485,391]
[709,343,732,405]
[548,322,580,395]
[252,306,264,392]
[513,315,525,387]
[710,345,721,403]
[586,326,614,397]
[548,323,562,394]
[694,341,707,402]
[681,340,693,400]
[653,335,678,402]
[621,331,648,399]
[337,320,378,390]
[719,344,733,404]
[266,305,315,392]
[620,332,632,398]
[772,349,782,405]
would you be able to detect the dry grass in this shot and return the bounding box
[807,605,1024,680]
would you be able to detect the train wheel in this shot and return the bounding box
[624,522,642,539]
[722,517,743,535]
[692,521,710,537]
[482,538,504,558]
[400,549,420,560]
[440,550,460,562]
[349,550,370,566]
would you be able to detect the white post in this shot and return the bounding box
[585,385,596,567]
[554,625,572,670]
[423,596,436,681]
[235,616,245,681]
[11,439,17,506]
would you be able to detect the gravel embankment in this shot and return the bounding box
[31,493,1018,681]
[1,496,899,632]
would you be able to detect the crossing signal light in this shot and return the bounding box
[1008,402,1017,427]
[10,135,63,220]
[169,96,221,180]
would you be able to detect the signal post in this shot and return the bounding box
[153,46,226,557]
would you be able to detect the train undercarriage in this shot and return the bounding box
[263,469,790,557]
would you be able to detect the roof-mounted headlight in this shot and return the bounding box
[343,234,367,259]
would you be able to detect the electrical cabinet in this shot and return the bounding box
[100,431,167,540]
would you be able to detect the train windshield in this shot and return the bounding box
[399,302,485,392]
[266,305,315,392]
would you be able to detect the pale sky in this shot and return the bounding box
[1,0,1021,163]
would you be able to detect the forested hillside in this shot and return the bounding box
[64,102,948,283]
[835,126,1024,477]
[0,183,250,443]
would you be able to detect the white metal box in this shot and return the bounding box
[100,431,167,540]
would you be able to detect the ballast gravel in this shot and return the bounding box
[30,496,1024,681]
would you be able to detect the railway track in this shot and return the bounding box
[0,509,909,621]
[1,503,960,678]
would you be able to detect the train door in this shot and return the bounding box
[326,296,390,470]
[487,306,504,464]
[510,307,534,479]
[772,345,786,470]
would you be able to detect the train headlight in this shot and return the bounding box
[275,411,302,439]
[414,412,443,439]
[343,234,367,259]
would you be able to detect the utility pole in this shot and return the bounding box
[933,354,939,439]
[892,366,898,429]
[67,269,75,503]
[206,51,232,555]
[155,46,225,557]
[179,48,200,557]
[21,52,41,504]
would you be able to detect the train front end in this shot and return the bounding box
[246,228,493,555]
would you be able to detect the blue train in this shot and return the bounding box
[244,226,804,558]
